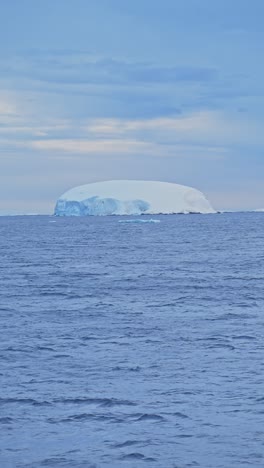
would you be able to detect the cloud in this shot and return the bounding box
[0,121,71,138]
[0,52,217,86]
[86,113,215,135]
[29,138,159,155]
[2,109,261,157]
[0,91,73,138]
[83,111,264,148]
[0,92,22,127]
[0,50,253,122]
[0,96,16,115]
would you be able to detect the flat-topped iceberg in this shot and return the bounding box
[54,180,215,216]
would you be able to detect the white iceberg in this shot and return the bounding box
[54,180,215,216]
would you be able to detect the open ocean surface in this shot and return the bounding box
[0,212,264,468]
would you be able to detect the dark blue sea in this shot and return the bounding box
[0,213,264,468]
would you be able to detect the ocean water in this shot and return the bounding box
[0,212,264,468]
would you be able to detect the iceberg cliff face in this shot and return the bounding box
[54,180,215,216]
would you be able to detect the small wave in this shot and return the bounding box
[51,413,124,424]
[206,343,235,351]
[0,417,13,424]
[36,346,55,351]
[39,458,70,466]
[113,440,141,449]
[35,457,96,467]
[232,335,256,341]
[81,335,100,341]
[99,399,136,408]
[173,412,189,419]
[52,354,71,359]
[128,366,141,372]
[206,312,253,322]
[0,398,51,406]
[119,452,156,462]
[135,414,165,422]
[54,397,136,408]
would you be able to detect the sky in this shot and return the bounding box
[0,0,263,213]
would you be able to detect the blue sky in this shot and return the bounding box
[0,0,263,213]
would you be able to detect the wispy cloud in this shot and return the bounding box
[1,107,261,157]
[0,50,254,123]
[84,111,264,148]
[29,138,159,155]
[0,92,21,127]
[0,52,218,86]
[0,96,17,115]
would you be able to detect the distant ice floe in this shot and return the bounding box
[55,180,215,216]
[0,212,39,216]
[118,218,160,224]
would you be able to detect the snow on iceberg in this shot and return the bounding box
[54,180,215,216]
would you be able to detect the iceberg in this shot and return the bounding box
[54,180,215,216]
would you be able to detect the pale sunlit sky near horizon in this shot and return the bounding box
[0,0,263,213]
